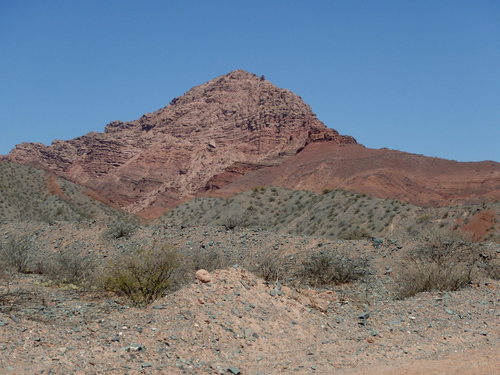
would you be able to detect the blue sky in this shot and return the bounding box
[1,1,499,161]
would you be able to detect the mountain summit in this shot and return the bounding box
[6,70,355,217]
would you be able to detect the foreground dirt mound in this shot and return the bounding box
[1,267,498,374]
[5,70,354,218]
[209,143,500,207]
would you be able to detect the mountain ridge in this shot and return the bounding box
[3,70,499,218]
[5,70,355,217]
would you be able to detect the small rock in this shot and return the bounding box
[227,367,241,374]
[141,362,153,368]
[196,269,212,283]
[152,304,167,309]
[124,344,145,352]
[358,312,370,320]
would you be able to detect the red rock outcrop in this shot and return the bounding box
[6,70,355,217]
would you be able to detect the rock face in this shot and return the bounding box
[6,70,355,217]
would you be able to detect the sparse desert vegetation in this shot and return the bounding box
[396,229,481,298]
[161,186,500,242]
[0,66,498,374]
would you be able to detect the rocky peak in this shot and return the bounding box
[105,70,355,147]
[6,71,356,217]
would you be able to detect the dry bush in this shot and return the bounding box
[299,252,370,286]
[0,237,35,273]
[253,253,285,282]
[339,228,371,240]
[484,261,500,280]
[104,221,136,239]
[103,244,180,306]
[221,215,245,230]
[40,248,97,285]
[397,229,478,298]
[190,249,229,272]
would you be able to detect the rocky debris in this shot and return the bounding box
[0,263,498,374]
[0,221,499,374]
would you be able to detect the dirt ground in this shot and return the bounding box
[0,266,498,375]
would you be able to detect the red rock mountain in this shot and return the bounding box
[5,70,355,217]
[4,70,500,217]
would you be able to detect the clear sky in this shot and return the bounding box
[1,1,499,161]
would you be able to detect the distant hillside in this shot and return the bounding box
[203,143,500,207]
[160,186,499,242]
[0,161,133,223]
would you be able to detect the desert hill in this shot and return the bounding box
[4,70,498,218]
[204,143,500,207]
[4,70,354,218]
[0,160,133,223]
[161,186,499,242]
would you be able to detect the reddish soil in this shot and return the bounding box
[461,209,497,241]
[45,173,69,201]
[341,348,499,375]
[208,143,500,207]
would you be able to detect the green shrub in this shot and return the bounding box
[103,244,180,306]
